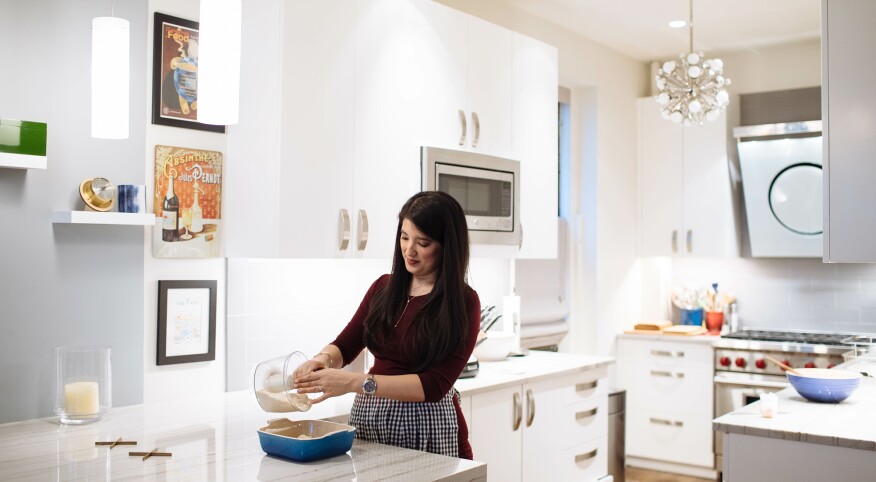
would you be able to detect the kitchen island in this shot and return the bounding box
[0,390,484,481]
[713,359,876,481]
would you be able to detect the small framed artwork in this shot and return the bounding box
[151,12,225,133]
[157,280,217,365]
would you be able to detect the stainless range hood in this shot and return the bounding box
[734,121,823,258]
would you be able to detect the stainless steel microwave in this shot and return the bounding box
[421,146,521,245]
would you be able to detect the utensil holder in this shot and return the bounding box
[53,346,111,424]
[705,311,724,335]
[679,308,704,326]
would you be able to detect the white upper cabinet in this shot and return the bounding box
[228,0,557,259]
[822,0,876,262]
[638,98,739,257]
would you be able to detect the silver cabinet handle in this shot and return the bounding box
[686,229,692,253]
[357,210,369,251]
[518,222,524,250]
[671,229,678,253]
[471,111,480,147]
[458,109,467,146]
[338,209,351,251]
[576,380,598,392]
[512,392,522,431]
[651,370,685,378]
[525,389,535,427]
[574,449,597,463]
[575,407,598,420]
[651,349,684,358]
[650,417,683,427]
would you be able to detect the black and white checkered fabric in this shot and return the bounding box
[349,388,460,457]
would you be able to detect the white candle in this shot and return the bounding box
[64,381,99,416]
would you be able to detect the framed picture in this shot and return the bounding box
[151,12,225,133]
[152,145,223,258]
[157,280,217,365]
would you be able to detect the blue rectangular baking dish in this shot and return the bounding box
[257,418,356,462]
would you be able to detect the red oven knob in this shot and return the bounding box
[782,360,792,369]
[828,363,836,369]
[720,356,731,367]
[804,362,816,369]
[735,357,747,368]
[755,359,766,369]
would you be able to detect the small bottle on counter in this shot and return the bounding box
[728,302,739,333]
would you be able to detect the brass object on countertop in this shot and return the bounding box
[79,177,115,211]
[129,448,172,460]
[95,437,137,449]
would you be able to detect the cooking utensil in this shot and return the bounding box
[765,355,801,375]
[257,418,355,462]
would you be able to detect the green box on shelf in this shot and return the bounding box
[0,118,47,156]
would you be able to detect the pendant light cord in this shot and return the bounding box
[689,0,694,53]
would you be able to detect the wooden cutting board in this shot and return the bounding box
[623,325,708,336]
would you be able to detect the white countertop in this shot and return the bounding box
[617,332,720,345]
[0,351,612,481]
[713,359,876,451]
[0,390,484,481]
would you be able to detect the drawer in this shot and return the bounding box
[561,435,608,482]
[566,396,608,444]
[616,359,713,415]
[625,408,714,468]
[618,338,713,368]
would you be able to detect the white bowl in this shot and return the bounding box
[474,332,515,361]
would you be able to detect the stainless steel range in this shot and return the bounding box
[713,330,852,469]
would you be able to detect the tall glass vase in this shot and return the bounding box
[53,346,111,424]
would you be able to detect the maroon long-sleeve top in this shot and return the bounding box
[331,274,481,458]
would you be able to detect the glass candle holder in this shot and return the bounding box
[53,346,111,424]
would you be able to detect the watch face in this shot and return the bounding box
[363,377,377,395]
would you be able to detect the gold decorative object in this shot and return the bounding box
[79,177,115,211]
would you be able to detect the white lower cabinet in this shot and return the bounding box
[617,337,715,471]
[468,367,609,482]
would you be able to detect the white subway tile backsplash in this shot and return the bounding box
[668,257,876,334]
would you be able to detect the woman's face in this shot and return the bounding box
[400,218,442,281]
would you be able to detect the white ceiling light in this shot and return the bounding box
[91,13,129,139]
[655,0,731,126]
[198,0,242,126]
[668,20,686,28]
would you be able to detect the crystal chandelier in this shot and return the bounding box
[655,0,730,126]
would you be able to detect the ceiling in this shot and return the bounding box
[496,0,821,61]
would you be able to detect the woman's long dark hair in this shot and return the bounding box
[363,191,471,372]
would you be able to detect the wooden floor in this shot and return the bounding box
[626,467,714,482]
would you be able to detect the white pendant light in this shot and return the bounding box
[91,16,129,139]
[198,0,242,126]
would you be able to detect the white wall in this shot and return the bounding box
[436,0,651,357]
[142,0,227,403]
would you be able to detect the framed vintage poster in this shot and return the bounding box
[153,145,223,258]
[157,280,217,365]
[151,12,225,133]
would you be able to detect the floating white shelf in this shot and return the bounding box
[52,211,155,226]
[0,152,47,170]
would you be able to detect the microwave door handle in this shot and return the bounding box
[458,110,467,146]
[471,111,480,148]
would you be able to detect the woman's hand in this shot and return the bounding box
[294,369,361,404]
[292,358,327,382]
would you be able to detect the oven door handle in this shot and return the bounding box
[713,375,789,389]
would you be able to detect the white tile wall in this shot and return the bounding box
[669,257,876,334]
[226,257,512,390]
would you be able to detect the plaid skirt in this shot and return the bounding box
[349,388,460,457]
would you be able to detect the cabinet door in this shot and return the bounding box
[638,98,684,256]
[682,112,738,257]
[466,16,513,158]
[513,33,558,259]
[823,0,876,262]
[354,0,432,259]
[470,385,523,482]
[278,0,356,258]
[226,0,285,258]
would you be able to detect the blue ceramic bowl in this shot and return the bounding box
[258,418,355,462]
[787,368,862,403]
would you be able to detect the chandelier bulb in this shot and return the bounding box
[688,100,703,113]
[662,61,676,74]
[687,53,700,65]
[688,65,702,78]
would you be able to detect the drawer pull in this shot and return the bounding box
[649,417,683,427]
[525,389,535,427]
[575,380,598,392]
[575,407,598,420]
[650,349,684,358]
[650,370,685,378]
[574,449,598,463]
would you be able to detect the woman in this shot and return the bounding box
[293,191,480,459]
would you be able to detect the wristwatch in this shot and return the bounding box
[362,374,377,396]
